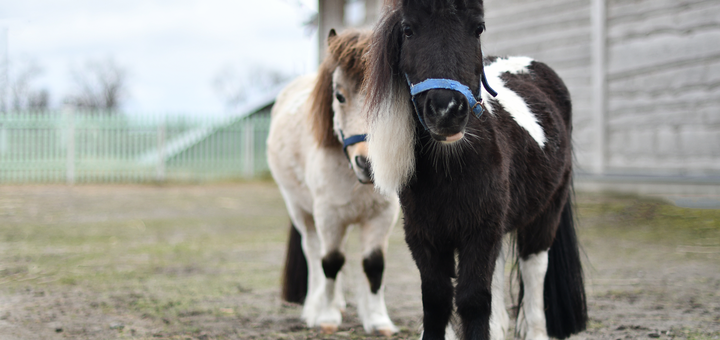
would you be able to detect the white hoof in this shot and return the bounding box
[320,323,339,334]
[490,308,509,340]
[370,322,398,337]
[516,308,549,340]
[302,293,342,330]
[376,327,397,337]
[362,313,398,336]
[418,323,457,340]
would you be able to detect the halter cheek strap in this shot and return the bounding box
[339,130,367,164]
[405,72,498,131]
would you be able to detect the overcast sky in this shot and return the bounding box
[1,0,319,115]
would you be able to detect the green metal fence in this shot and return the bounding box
[0,110,273,183]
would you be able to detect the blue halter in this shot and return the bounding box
[339,130,367,163]
[406,72,498,130]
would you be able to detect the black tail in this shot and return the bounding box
[544,198,588,338]
[281,223,308,304]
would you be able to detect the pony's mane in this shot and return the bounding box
[405,0,476,10]
[364,5,417,196]
[366,5,402,120]
[309,29,372,148]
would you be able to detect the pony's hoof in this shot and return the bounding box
[376,328,396,337]
[320,323,338,334]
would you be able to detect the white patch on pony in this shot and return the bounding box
[367,78,415,196]
[481,57,547,148]
[490,56,534,75]
[356,208,401,335]
[518,250,549,340]
[357,282,397,335]
[438,98,457,117]
[490,240,509,340]
[417,322,458,340]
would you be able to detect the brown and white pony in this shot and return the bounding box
[267,29,399,336]
[364,0,587,339]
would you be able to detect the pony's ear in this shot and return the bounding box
[309,53,340,148]
[328,28,337,42]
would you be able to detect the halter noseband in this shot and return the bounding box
[339,130,367,164]
[405,72,498,130]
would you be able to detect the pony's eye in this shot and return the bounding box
[335,92,346,103]
[403,25,414,38]
[475,23,485,37]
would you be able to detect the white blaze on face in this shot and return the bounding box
[481,56,547,148]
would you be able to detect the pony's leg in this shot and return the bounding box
[490,239,509,340]
[516,186,570,340]
[455,233,502,340]
[307,213,350,333]
[283,204,327,328]
[517,251,549,340]
[356,211,399,336]
[405,232,455,340]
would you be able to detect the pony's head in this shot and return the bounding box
[310,29,374,184]
[365,0,488,194]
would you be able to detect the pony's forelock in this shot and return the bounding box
[365,6,417,195]
[309,56,338,148]
[367,77,416,196]
[366,6,403,122]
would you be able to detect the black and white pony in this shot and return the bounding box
[268,29,400,335]
[364,0,587,339]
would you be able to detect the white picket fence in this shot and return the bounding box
[0,110,272,183]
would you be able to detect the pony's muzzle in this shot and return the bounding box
[347,142,373,184]
[421,89,470,142]
[355,155,372,182]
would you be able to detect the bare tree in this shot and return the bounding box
[9,59,50,112]
[64,58,128,112]
[213,64,290,111]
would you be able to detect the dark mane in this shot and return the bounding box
[406,0,476,11]
[309,29,372,148]
[366,3,403,120]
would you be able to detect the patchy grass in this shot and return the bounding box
[0,182,295,339]
[0,185,718,339]
[577,192,719,242]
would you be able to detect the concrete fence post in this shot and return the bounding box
[317,0,345,65]
[591,0,607,174]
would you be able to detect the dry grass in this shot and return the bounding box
[0,183,718,339]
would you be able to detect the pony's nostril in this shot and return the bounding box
[355,155,370,170]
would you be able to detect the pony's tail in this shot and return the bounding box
[281,222,308,304]
[544,196,588,338]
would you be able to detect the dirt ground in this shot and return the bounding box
[0,182,718,340]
